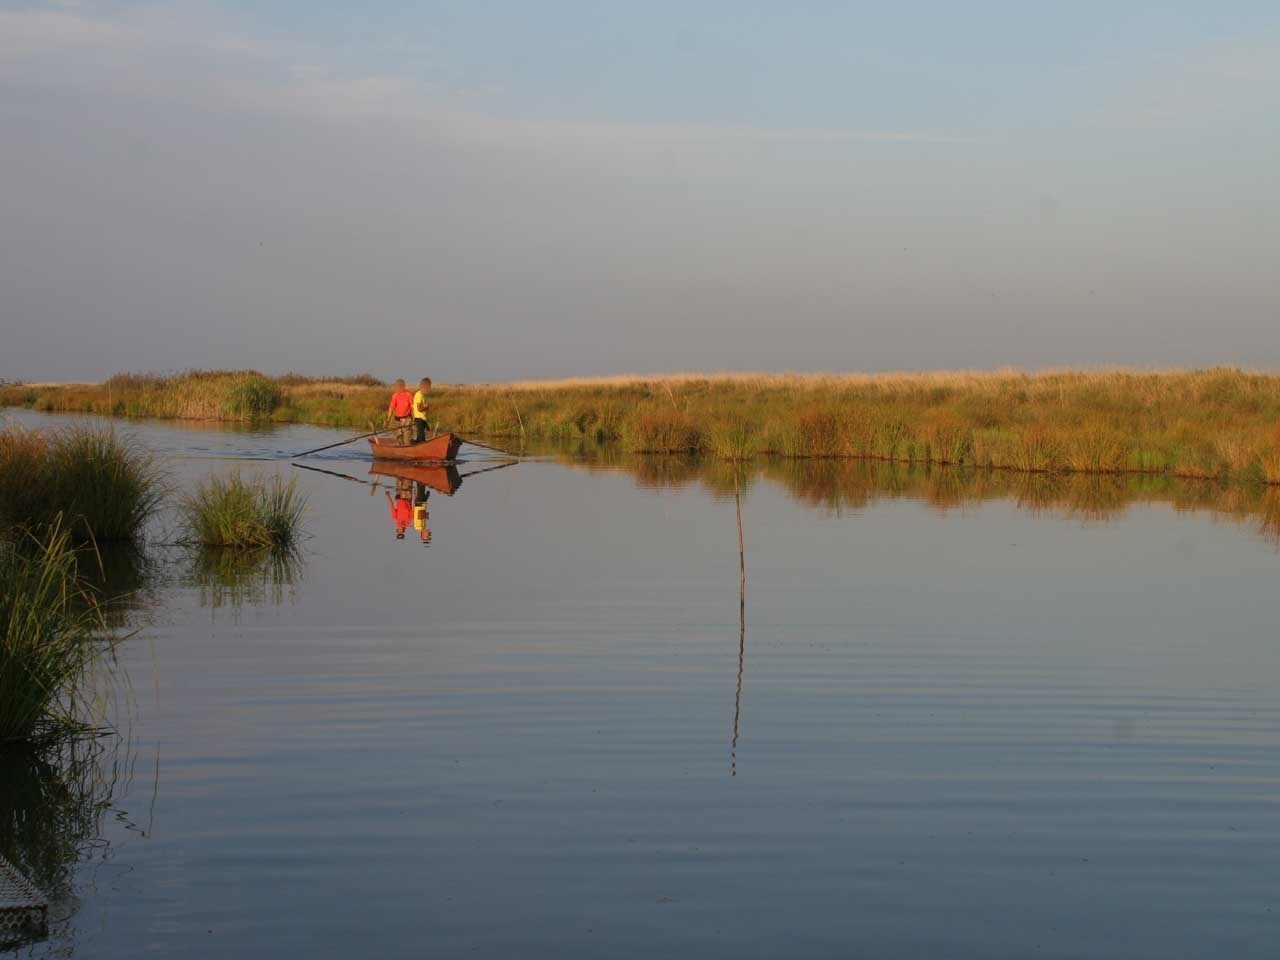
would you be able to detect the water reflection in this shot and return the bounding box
[295,459,515,550]
[370,462,474,545]
[188,545,304,610]
[81,546,154,630]
[560,452,1280,543]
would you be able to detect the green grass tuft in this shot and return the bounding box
[181,473,307,548]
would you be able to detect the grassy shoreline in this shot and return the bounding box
[6,367,1280,482]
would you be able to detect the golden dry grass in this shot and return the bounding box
[7,366,1280,482]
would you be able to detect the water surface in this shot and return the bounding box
[3,410,1278,958]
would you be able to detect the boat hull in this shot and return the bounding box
[368,433,463,462]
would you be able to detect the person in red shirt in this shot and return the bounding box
[385,379,415,445]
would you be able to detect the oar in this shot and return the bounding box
[459,436,518,456]
[294,427,398,459]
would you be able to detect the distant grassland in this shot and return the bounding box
[6,367,1280,482]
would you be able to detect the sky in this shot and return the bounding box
[1,1,1277,382]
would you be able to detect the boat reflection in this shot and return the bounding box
[368,461,462,496]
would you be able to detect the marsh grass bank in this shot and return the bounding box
[9,368,1280,482]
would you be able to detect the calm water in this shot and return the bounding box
[3,411,1279,958]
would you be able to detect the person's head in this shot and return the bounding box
[418,377,432,392]
[393,378,406,390]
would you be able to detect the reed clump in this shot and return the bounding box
[0,426,162,543]
[0,428,51,533]
[622,406,703,453]
[222,375,283,420]
[709,420,757,460]
[0,524,112,743]
[181,473,307,548]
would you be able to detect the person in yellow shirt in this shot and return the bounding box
[412,377,432,443]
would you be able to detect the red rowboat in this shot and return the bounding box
[369,461,462,496]
[368,433,463,462]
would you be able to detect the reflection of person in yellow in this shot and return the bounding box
[385,477,413,540]
[413,482,431,546]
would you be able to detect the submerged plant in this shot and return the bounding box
[0,524,114,743]
[181,473,307,548]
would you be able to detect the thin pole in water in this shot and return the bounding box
[732,473,746,777]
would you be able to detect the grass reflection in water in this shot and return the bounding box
[559,451,1280,545]
[188,545,305,611]
[0,736,129,951]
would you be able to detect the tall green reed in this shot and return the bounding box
[0,524,113,743]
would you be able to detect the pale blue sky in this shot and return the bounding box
[1,1,1277,380]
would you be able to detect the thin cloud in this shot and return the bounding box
[0,3,976,146]
[1084,26,1280,125]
